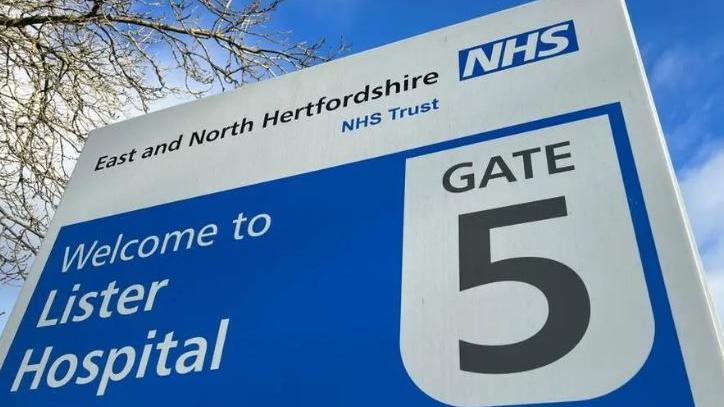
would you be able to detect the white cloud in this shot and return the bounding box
[650,38,722,95]
[680,147,724,325]
[0,284,21,336]
[680,148,724,257]
[646,38,724,168]
[651,46,688,90]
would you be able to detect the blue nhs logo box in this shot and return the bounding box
[459,21,579,80]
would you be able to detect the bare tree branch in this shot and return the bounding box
[0,0,342,283]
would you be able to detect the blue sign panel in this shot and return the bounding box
[0,104,694,406]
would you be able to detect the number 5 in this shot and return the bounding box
[458,196,590,374]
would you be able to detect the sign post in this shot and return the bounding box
[1,0,722,405]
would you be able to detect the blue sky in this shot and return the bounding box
[1,0,723,330]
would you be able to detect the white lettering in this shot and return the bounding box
[502,31,540,67]
[463,42,503,78]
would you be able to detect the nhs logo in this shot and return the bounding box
[459,21,579,80]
